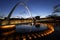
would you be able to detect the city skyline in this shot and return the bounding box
[0,0,60,18]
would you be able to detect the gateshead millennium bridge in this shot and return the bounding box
[0,1,60,40]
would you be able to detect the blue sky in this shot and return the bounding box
[0,0,60,18]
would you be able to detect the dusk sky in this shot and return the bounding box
[0,0,60,18]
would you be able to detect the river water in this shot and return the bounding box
[16,24,48,33]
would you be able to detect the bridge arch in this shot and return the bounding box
[7,1,32,19]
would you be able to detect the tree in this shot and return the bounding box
[35,16,40,20]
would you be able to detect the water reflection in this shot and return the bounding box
[16,24,47,33]
[35,24,40,27]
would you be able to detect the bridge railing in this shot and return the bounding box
[1,20,33,26]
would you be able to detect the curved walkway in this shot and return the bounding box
[0,23,54,40]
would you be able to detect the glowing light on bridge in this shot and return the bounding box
[1,25,15,29]
[2,30,15,35]
[0,23,54,40]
